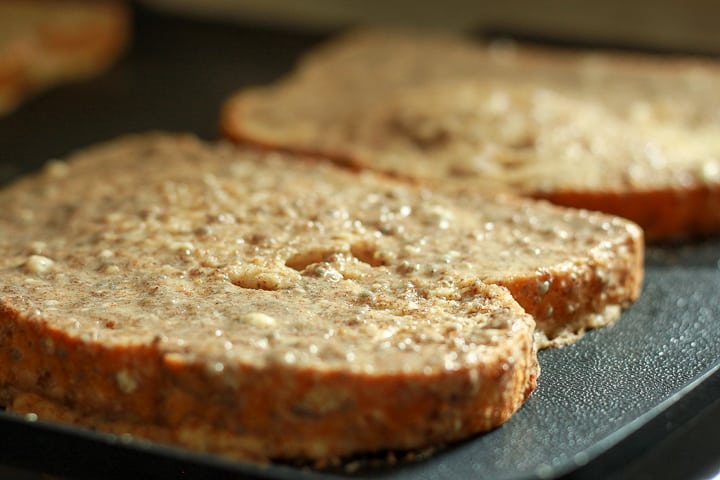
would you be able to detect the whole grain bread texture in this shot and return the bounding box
[221,29,720,241]
[0,0,129,115]
[0,133,642,463]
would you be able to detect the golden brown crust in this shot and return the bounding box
[220,28,720,241]
[0,0,130,115]
[1,300,537,462]
[0,304,536,462]
[538,187,720,241]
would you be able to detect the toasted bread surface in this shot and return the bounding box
[222,29,720,240]
[0,0,129,115]
[0,133,642,461]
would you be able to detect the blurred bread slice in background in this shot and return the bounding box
[0,0,129,115]
[221,29,720,240]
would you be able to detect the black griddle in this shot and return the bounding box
[1,4,719,480]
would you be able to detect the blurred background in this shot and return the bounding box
[144,0,720,53]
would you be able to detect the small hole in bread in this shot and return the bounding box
[286,249,335,271]
[285,242,387,272]
[350,241,386,267]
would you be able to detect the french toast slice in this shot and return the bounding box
[0,133,642,462]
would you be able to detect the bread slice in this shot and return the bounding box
[0,0,129,115]
[0,133,641,463]
[221,29,720,240]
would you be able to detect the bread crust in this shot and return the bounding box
[0,133,644,462]
[538,187,720,241]
[220,29,720,241]
[0,0,129,115]
[0,298,537,462]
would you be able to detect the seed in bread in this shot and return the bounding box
[0,133,642,462]
[221,29,720,240]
